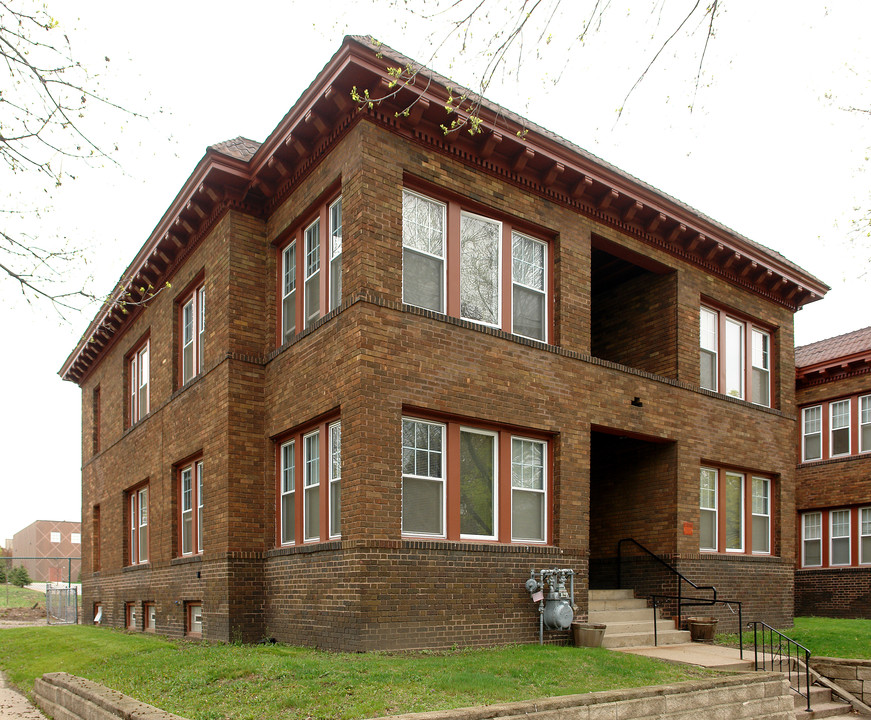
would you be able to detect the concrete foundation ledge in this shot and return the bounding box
[810,657,871,707]
[33,672,189,720]
[369,673,795,720]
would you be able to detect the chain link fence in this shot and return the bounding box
[46,586,78,624]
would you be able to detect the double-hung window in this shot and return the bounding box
[830,400,851,457]
[180,283,205,385]
[861,507,871,565]
[802,512,822,567]
[830,509,851,566]
[699,306,772,406]
[278,194,342,342]
[402,188,551,342]
[802,406,823,461]
[128,340,149,425]
[179,460,204,556]
[700,467,771,555]
[402,416,550,544]
[128,485,148,565]
[277,418,340,545]
[862,396,871,453]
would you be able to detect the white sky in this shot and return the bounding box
[1,1,869,543]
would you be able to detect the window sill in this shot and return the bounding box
[798,453,871,469]
[122,563,151,573]
[171,554,203,566]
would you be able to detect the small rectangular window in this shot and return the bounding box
[129,342,150,425]
[304,219,320,327]
[511,437,546,542]
[129,486,148,566]
[699,468,718,551]
[830,400,851,457]
[329,422,341,538]
[751,329,770,407]
[280,440,296,545]
[699,308,718,391]
[803,512,822,567]
[803,406,822,461]
[50,531,61,543]
[126,602,136,631]
[861,396,871,453]
[282,241,297,342]
[751,477,770,554]
[402,190,446,313]
[329,198,342,311]
[187,603,203,636]
[401,418,445,537]
[303,431,320,541]
[144,603,155,632]
[71,532,81,544]
[830,509,851,565]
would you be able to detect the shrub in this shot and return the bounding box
[8,566,32,587]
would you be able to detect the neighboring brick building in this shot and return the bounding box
[60,36,828,649]
[794,327,871,618]
[10,520,81,583]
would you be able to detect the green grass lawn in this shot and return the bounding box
[0,585,44,609]
[0,626,714,720]
[717,616,871,660]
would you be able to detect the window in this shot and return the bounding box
[92,505,101,572]
[50,531,61,543]
[93,603,103,625]
[861,508,871,565]
[187,603,203,637]
[128,340,149,425]
[275,418,340,545]
[144,603,155,632]
[125,602,136,631]
[802,406,822,461]
[402,188,551,342]
[699,468,717,551]
[129,485,148,565]
[830,400,851,457]
[830,509,851,566]
[402,416,550,544]
[71,533,81,545]
[862,396,871,453]
[179,461,204,556]
[92,385,101,454]
[802,512,822,567]
[751,477,770,554]
[278,194,342,341]
[180,283,205,385]
[699,467,771,555]
[699,305,772,406]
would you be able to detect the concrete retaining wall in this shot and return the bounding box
[33,670,796,720]
[811,657,871,706]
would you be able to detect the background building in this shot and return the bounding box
[10,520,81,583]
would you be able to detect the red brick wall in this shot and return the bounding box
[795,568,871,619]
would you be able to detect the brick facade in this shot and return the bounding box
[11,520,81,583]
[62,37,826,648]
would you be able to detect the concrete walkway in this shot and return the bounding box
[617,642,754,671]
[0,673,45,719]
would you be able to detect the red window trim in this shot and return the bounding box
[800,393,871,462]
[92,385,101,454]
[125,601,136,631]
[274,412,341,547]
[92,504,101,572]
[401,407,553,545]
[176,456,204,558]
[275,180,343,346]
[127,481,149,566]
[402,175,556,344]
[93,602,103,625]
[699,464,775,556]
[799,506,866,568]
[175,271,205,388]
[125,331,150,428]
[700,298,775,407]
[186,601,203,638]
[143,602,156,632]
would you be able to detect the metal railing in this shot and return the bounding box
[649,593,743,657]
[751,621,812,712]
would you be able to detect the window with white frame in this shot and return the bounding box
[281,241,297,343]
[511,438,547,543]
[402,416,550,544]
[50,531,61,543]
[280,440,295,545]
[802,406,822,461]
[401,188,551,341]
[329,421,341,538]
[304,219,320,327]
[699,468,718,551]
[830,400,851,457]
[861,507,871,565]
[181,284,205,385]
[751,476,770,554]
[71,532,81,544]
[144,603,156,632]
[129,341,149,425]
[862,396,871,453]
[329,198,342,311]
[179,461,204,556]
[303,431,320,542]
[187,603,203,636]
[802,512,822,567]
[699,306,772,406]
[724,471,744,552]
[129,485,148,565]
[830,509,851,566]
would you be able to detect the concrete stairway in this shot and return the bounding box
[589,589,691,648]
[798,682,857,719]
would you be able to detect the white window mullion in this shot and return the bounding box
[511,437,546,543]
[282,241,297,342]
[329,422,341,538]
[802,406,822,461]
[401,418,445,537]
[329,198,342,311]
[280,440,296,545]
[802,512,822,567]
[303,431,320,541]
[699,468,718,551]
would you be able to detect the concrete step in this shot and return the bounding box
[802,699,855,719]
[589,597,650,611]
[602,629,691,648]
[589,608,661,623]
[797,685,837,709]
[588,589,635,601]
[602,619,678,635]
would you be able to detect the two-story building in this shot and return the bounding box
[61,36,828,649]
[795,327,871,618]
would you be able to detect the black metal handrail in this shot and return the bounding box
[617,538,717,626]
[649,593,743,658]
[751,621,812,712]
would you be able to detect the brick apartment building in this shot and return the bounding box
[794,327,871,618]
[10,520,81,583]
[61,36,828,648]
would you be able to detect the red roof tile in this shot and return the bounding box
[795,326,871,368]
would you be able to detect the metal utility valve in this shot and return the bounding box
[525,568,575,642]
